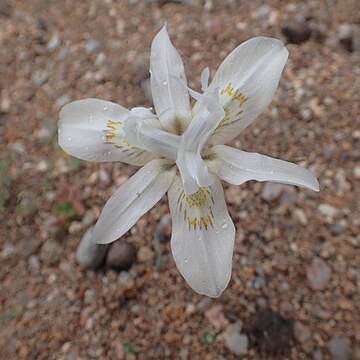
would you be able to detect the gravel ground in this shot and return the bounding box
[1,0,360,359]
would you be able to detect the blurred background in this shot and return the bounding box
[0,0,359,359]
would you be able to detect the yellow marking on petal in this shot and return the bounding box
[104,120,122,145]
[215,83,248,133]
[103,120,139,153]
[186,188,209,208]
[234,92,247,106]
[177,187,215,232]
[221,84,235,97]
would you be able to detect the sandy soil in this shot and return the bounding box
[0,0,359,359]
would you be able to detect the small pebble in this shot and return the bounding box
[83,289,96,305]
[0,95,11,113]
[280,186,297,205]
[137,246,155,263]
[205,304,229,331]
[281,20,312,44]
[131,52,150,83]
[353,166,360,179]
[40,240,63,265]
[98,169,111,185]
[294,321,311,343]
[329,337,351,360]
[253,5,272,19]
[206,16,224,37]
[117,271,132,286]
[337,24,354,52]
[224,330,248,356]
[318,203,338,219]
[307,257,331,291]
[328,223,346,236]
[46,35,60,52]
[261,183,284,202]
[10,141,26,155]
[56,94,70,108]
[28,255,41,273]
[18,238,41,257]
[313,350,323,360]
[95,52,107,66]
[0,243,16,258]
[32,70,48,86]
[293,208,308,225]
[106,241,137,272]
[85,39,100,53]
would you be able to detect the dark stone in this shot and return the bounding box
[131,52,150,84]
[337,24,357,53]
[251,308,294,354]
[327,223,346,236]
[18,238,41,257]
[106,242,137,272]
[281,21,312,44]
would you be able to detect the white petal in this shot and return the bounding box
[136,124,180,160]
[208,145,319,191]
[196,37,289,145]
[58,99,156,165]
[176,150,212,194]
[168,175,235,298]
[92,159,176,244]
[150,25,191,134]
[200,66,210,91]
[176,89,225,194]
[124,112,180,161]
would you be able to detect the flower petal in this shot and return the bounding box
[58,99,156,165]
[200,66,210,91]
[92,159,176,244]
[168,175,235,298]
[196,37,288,145]
[176,89,225,194]
[207,145,319,191]
[150,25,191,134]
[124,113,180,161]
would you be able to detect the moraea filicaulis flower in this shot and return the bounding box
[58,25,319,297]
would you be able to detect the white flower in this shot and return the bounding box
[58,25,319,298]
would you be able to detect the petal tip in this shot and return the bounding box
[90,232,113,245]
[313,179,320,192]
[191,278,229,298]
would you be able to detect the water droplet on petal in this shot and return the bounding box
[184,258,189,264]
[68,137,72,141]
[103,105,107,111]
[88,114,93,123]
[162,80,167,86]
[85,146,88,150]
[221,222,228,229]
